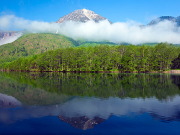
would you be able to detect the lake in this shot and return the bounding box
[0,72,180,135]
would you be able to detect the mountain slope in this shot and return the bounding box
[56,9,109,23]
[0,33,75,64]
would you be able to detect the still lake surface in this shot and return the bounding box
[0,72,180,135]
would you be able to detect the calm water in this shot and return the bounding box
[0,72,180,135]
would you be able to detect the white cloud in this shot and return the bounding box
[0,14,180,44]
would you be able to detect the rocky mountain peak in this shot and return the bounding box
[56,9,109,23]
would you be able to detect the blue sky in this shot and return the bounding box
[1,0,180,24]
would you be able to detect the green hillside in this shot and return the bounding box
[0,33,76,64]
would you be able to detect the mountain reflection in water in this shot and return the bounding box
[0,72,180,134]
[0,97,180,125]
[0,93,21,107]
[59,116,105,130]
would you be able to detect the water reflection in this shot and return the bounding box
[59,116,105,130]
[0,72,180,132]
[0,72,180,101]
[0,93,21,107]
[0,96,180,125]
[171,75,180,89]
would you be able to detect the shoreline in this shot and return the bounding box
[163,70,180,74]
[0,70,180,74]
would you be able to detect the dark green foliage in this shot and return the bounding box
[171,54,180,69]
[0,42,180,72]
[77,41,117,47]
[0,33,75,64]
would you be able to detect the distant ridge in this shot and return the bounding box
[148,16,180,26]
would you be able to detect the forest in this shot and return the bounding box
[0,43,180,72]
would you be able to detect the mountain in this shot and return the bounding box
[56,9,109,23]
[148,16,180,26]
[0,33,75,64]
[0,31,22,45]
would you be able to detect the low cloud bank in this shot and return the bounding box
[0,15,180,44]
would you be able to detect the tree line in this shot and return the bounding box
[0,43,180,72]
